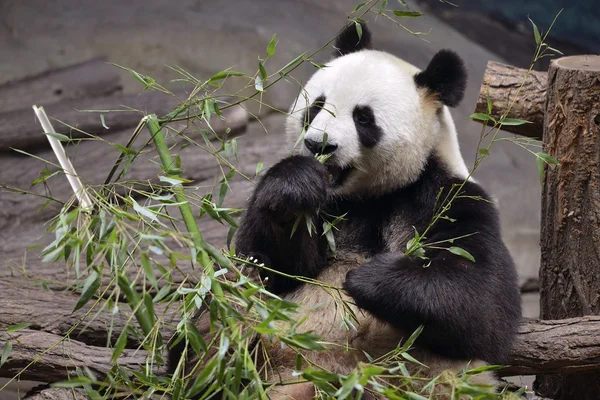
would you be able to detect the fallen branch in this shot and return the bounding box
[502,316,600,376]
[0,329,160,382]
[474,61,547,139]
[2,302,600,383]
[0,279,176,347]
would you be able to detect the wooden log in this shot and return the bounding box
[474,61,547,139]
[535,55,600,400]
[0,57,122,114]
[0,279,176,347]
[24,387,88,400]
[502,316,600,376]
[0,91,248,151]
[1,313,600,384]
[0,329,159,382]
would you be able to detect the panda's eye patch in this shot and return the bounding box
[353,105,382,148]
[302,95,326,128]
[353,106,375,125]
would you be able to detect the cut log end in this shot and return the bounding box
[554,55,600,71]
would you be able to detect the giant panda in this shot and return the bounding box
[173,21,522,399]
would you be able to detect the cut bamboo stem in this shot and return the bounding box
[32,105,93,211]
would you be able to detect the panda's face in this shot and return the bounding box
[286,51,442,196]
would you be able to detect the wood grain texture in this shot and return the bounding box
[0,329,159,382]
[23,387,89,400]
[0,279,176,347]
[474,61,547,139]
[503,316,600,376]
[2,314,600,384]
[535,55,600,400]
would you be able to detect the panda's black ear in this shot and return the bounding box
[414,49,467,108]
[333,21,372,57]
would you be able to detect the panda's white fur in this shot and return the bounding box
[285,50,470,197]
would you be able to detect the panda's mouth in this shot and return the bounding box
[326,164,353,187]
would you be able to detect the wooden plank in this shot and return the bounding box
[0,57,122,114]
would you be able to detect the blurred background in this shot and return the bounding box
[0,0,598,398]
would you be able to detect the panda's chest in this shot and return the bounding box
[325,196,417,254]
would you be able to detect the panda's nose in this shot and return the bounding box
[304,138,338,155]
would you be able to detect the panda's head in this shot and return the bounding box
[285,22,469,197]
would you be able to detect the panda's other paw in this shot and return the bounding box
[343,253,403,310]
[254,155,330,214]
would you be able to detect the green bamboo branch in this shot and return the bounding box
[145,114,230,298]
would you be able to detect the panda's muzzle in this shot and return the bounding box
[303,138,352,186]
[304,138,338,155]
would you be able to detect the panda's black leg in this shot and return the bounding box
[342,249,516,364]
[235,155,331,294]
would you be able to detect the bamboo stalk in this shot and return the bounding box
[32,105,93,211]
[145,115,231,302]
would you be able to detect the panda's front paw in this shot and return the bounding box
[254,155,331,214]
[343,253,404,311]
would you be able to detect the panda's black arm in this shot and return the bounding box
[344,191,521,363]
[235,155,331,294]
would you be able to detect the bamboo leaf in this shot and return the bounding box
[267,34,277,57]
[255,76,264,92]
[73,270,100,312]
[470,113,493,122]
[393,10,424,18]
[111,328,128,362]
[405,392,429,400]
[258,60,268,80]
[354,21,363,41]
[113,143,137,156]
[536,155,545,185]
[141,252,158,291]
[354,1,368,12]
[529,16,541,44]
[499,117,531,126]
[1,341,12,367]
[44,131,71,142]
[535,152,560,166]
[448,246,475,262]
[255,162,263,175]
[7,323,31,333]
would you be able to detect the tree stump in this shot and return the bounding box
[535,55,600,400]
